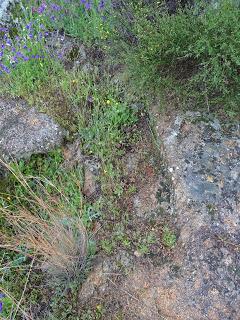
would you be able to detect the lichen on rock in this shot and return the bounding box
[0,98,66,162]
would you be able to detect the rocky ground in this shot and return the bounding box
[75,109,239,319]
[0,97,65,179]
[0,79,239,320]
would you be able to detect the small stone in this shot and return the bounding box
[134,250,142,258]
[62,139,83,168]
[83,167,97,198]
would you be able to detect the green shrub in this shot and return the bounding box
[0,3,63,98]
[115,0,240,112]
[189,0,240,107]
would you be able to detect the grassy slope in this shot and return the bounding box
[0,0,239,318]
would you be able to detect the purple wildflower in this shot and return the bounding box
[98,0,105,10]
[85,1,92,10]
[16,51,24,58]
[26,23,32,30]
[0,293,4,313]
[0,63,10,73]
[12,56,18,63]
[6,39,12,46]
[51,3,62,11]
[38,2,47,14]
[0,27,8,32]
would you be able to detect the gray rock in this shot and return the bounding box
[0,0,14,21]
[0,98,65,161]
[151,111,240,320]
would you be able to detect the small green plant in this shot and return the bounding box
[100,239,116,255]
[137,231,157,255]
[0,252,39,319]
[162,226,177,249]
[80,304,105,320]
[0,3,63,98]
[0,294,14,319]
[2,151,84,217]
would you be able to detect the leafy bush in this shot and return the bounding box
[115,0,240,112]
[0,0,112,102]
[0,6,63,97]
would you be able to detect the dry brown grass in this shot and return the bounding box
[0,160,87,280]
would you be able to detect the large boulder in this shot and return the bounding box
[139,110,240,320]
[0,98,65,162]
[122,111,239,320]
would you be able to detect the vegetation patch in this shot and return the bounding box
[0,0,239,318]
[113,0,240,115]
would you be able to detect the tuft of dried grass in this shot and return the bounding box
[0,159,87,280]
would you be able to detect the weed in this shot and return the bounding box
[137,231,157,255]
[162,226,177,249]
[80,304,105,320]
[0,159,90,318]
[80,99,137,160]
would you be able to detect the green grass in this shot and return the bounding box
[10,0,112,44]
[113,0,240,115]
[0,152,97,319]
[0,0,113,129]
[44,0,112,44]
[80,99,137,159]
